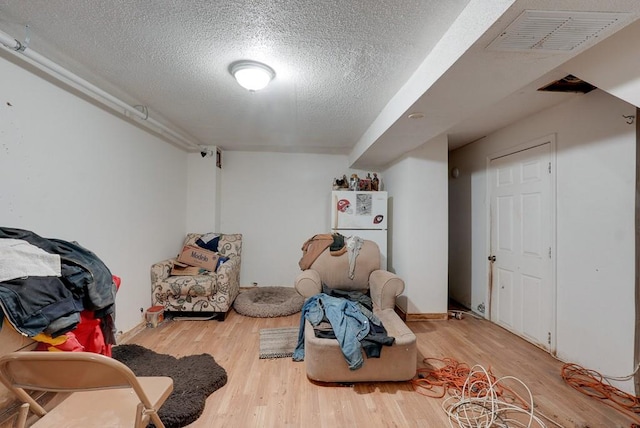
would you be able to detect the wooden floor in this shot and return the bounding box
[126,310,636,428]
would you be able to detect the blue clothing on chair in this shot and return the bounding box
[292,293,370,370]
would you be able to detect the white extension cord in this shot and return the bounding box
[442,364,563,428]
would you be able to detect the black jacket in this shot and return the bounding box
[0,227,116,340]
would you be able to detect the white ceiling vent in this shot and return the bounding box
[488,10,631,53]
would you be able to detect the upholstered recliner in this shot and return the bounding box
[294,239,417,382]
[151,233,242,320]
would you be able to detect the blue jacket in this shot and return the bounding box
[0,277,82,337]
[292,293,370,370]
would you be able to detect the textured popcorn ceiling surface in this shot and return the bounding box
[0,1,639,167]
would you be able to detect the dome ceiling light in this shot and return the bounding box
[229,60,275,91]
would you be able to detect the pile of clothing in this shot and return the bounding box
[299,233,365,279]
[0,227,117,355]
[292,285,394,370]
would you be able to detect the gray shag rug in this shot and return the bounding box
[233,286,304,318]
[112,344,227,428]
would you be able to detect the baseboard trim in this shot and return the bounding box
[394,305,448,321]
[406,313,448,321]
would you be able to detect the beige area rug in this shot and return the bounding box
[233,286,304,318]
[259,326,299,359]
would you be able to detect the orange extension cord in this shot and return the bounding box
[561,362,640,425]
[413,357,640,427]
[411,357,501,399]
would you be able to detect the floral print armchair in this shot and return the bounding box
[151,233,242,319]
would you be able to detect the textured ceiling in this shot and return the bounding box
[0,0,470,154]
[0,0,639,169]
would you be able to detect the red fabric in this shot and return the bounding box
[74,310,110,356]
[35,274,120,355]
[74,274,120,356]
[34,331,84,352]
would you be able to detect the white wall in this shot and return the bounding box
[0,52,189,335]
[448,90,636,393]
[383,134,449,315]
[219,151,373,287]
[186,147,221,233]
[566,18,640,110]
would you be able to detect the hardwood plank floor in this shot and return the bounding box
[125,310,637,427]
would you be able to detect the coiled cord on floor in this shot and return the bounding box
[412,358,558,427]
[561,362,640,424]
[444,364,549,427]
[412,357,483,398]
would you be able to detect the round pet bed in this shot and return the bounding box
[233,286,304,318]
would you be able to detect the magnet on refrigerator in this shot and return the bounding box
[331,191,388,269]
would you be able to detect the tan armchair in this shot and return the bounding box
[294,239,417,382]
[151,233,242,320]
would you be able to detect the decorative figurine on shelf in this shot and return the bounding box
[333,174,349,190]
[372,173,380,191]
[349,174,359,191]
[359,173,372,191]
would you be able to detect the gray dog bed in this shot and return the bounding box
[233,286,304,317]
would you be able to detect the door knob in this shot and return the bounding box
[488,255,496,262]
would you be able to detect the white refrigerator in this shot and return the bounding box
[330,190,388,269]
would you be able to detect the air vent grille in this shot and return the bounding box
[488,10,630,53]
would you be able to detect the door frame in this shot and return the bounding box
[634,107,640,395]
[485,134,558,353]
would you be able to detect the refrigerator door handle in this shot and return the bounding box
[332,193,338,229]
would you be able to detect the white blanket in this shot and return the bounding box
[346,235,364,280]
[0,238,61,282]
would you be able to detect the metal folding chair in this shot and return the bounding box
[0,351,173,427]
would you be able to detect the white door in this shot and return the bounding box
[489,142,555,351]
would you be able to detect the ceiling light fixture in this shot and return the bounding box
[408,112,425,119]
[229,60,275,91]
